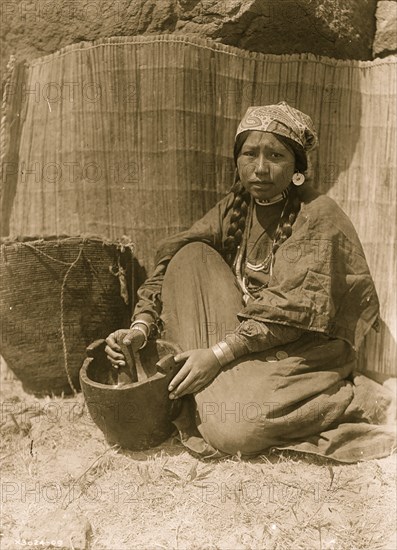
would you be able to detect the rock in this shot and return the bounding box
[19,508,92,550]
[0,0,379,84]
[373,1,397,57]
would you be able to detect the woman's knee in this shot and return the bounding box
[165,242,235,293]
[197,400,277,456]
[170,242,222,267]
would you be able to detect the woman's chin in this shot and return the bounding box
[249,187,277,201]
[247,182,290,201]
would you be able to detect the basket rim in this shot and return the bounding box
[0,234,135,248]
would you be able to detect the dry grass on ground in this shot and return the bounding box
[1,360,396,550]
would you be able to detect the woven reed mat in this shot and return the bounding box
[0,35,395,375]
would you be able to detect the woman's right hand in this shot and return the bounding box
[105,329,146,367]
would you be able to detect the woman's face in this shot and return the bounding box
[237,131,296,201]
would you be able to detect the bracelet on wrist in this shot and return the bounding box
[129,325,148,349]
[211,341,235,367]
[130,319,152,334]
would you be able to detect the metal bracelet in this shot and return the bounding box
[130,319,152,334]
[211,342,235,367]
[217,341,235,364]
[211,344,227,367]
[129,325,148,349]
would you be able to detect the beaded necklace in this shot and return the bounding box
[234,192,290,304]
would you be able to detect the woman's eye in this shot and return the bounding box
[243,151,255,157]
[271,152,283,158]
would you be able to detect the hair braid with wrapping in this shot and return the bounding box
[223,180,250,265]
[270,134,306,260]
[271,184,301,258]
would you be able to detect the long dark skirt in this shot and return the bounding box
[159,243,395,462]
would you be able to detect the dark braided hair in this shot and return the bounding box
[224,131,307,267]
[223,179,250,265]
[269,134,306,260]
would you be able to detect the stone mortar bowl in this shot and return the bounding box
[80,339,183,450]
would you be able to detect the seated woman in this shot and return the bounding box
[106,102,395,462]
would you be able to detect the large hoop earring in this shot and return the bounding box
[292,172,305,186]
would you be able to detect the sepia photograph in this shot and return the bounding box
[0,1,396,549]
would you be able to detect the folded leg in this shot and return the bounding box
[159,242,396,462]
[160,242,244,350]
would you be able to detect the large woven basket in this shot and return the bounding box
[0,236,134,395]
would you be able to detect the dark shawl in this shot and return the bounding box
[155,185,379,351]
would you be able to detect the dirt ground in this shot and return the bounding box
[1,358,396,550]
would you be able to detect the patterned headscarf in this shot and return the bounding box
[236,101,318,153]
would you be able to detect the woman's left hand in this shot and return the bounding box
[168,349,221,399]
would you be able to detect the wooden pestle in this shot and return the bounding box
[118,342,148,385]
[155,354,178,376]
